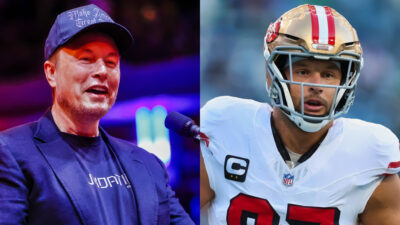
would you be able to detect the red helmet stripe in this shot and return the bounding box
[324,6,335,46]
[308,5,319,44]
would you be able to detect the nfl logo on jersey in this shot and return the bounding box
[283,173,294,186]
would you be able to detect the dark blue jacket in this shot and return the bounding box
[0,112,194,225]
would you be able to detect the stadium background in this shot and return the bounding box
[0,0,200,224]
[201,0,400,224]
[201,0,400,135]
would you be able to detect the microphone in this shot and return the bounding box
[164,111,200,139]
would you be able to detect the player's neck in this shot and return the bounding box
[272,108,332,155]
[51,103,100,137]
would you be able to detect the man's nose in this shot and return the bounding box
[308,72,323,93]
[308,72,322,84]
[92,59,107,80]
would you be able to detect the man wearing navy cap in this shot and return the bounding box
[0,4,194,225]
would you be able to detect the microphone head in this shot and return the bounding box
[165,111,197,137]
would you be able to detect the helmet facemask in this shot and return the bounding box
[264,42,363,132]
[264,4,363,133]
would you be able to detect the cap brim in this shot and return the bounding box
[68,22,133,54]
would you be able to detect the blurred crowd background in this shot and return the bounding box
[0,0,199,223]
[201,0,400,138]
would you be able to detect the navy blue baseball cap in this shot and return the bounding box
[44,4,133,60]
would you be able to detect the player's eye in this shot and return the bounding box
[322,72,337,79]
[296,70,309,76]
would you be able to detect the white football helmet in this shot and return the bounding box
[264,4,363,132]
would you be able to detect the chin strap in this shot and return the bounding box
[287,112,330,133]
[266,81,330,133]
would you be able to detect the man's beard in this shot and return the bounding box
[57,94,113,121]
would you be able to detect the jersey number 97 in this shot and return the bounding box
[227,193,340,225]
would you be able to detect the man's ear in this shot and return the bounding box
[44,60,56,88]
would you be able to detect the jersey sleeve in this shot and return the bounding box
[200,96,236,190]
[200,96,263,191]
[200,96,233,162]
[200,96,252,163]
[346,119,400,178]
[373,125,400,175]
[350,121,400,214]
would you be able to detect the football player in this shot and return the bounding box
[200,4,400,225]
